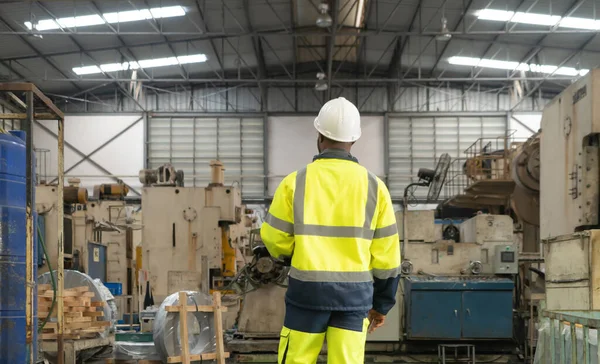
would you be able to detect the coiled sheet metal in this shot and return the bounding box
[153,291,216,360]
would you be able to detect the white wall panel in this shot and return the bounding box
[510,112,542,139]
[268,116,384,195]
[33,114,144,195]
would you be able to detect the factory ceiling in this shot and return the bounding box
[0,0,598,104]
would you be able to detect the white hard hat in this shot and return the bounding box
[314,97,361,142]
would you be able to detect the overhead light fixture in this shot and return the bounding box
[28,13,43,39]
[24,5,186,31]
[315,72,328,91]
[475,9,600,30]
[30,22,43,39]
[73,53,207,75]
[436,17,452,41]
[448,56,589,77]
[316,2,333,28]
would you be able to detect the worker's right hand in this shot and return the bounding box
[368,309,385,333]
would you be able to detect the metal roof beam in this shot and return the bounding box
[506,0,587,80]
[356,0,375,76]
[195,0,225,78]
[387,1,421,78]
[511,33,597,110]
[243,0,268,110]
[33,2,145,111]
[4,29,600,64]
[6,27,600,37]
[133,0,188,80]
[7,76,583,83]
[429,0,475,75]
[0,13,83,91]
[86,1,153,80]
[290,0,297,81]
[0,60,27,80]
[326,0,340,100]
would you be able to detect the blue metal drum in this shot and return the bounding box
[0,131,37,363]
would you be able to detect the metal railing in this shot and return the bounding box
[540,310,600,363]
[444,131,528,200]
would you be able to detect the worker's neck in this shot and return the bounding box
[321,143,352,153]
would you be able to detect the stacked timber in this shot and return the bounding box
[38,284,111,340]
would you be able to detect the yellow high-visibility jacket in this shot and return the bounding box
[261,149,401,314]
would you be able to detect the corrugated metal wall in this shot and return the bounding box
[147,115,264,197]
[387,113,507,199]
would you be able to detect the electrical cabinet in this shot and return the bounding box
[87,241,107,281]
[405,277,513,340]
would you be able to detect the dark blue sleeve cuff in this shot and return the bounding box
[372,276,400,315]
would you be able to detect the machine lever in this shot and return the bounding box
[466,309,471,316]
[454,310,458,317]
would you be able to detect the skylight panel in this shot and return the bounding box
[448,56,588,77]
[72,54,207,75]
[25,6,186,31]
[476,8,600,30]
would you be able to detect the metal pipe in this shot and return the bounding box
[263,113,269,196]
[143,112,149,168]
[40,173,417,179]
[6,76,584,83]
[56,117,65,364]
[25,91,34,364]
[5,29,600,36]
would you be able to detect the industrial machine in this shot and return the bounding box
[36,178,139,318]
[139,161,245,305]
[442,130,543,358]
[229,156,519,357]
[233,231,289,339]
[540,69,600,311]
[397,212,517,341]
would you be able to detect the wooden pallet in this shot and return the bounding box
[165,291,229,364]
[38,285,110,340]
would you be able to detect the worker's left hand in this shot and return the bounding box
[368,309,385,333]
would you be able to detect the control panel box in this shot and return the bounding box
[493,245,518,274]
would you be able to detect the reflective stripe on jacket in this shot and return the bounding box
[261,149,401,314]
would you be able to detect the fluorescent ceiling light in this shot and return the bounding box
[476,9,515,22]
[475,8,600,30]
[448,56,589,77]
[73,53,207,75]
[511,12,561,26]
[559,16,600,30]
[25,6,185,31]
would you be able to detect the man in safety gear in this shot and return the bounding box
[261,97,401,364]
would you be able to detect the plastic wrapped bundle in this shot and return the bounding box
[153,291,216,361]
[38,270,114,337]
[92,278,118,328]
[113,341,161,360]
[534,320,599,364]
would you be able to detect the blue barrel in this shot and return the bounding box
[0,131,37,363]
